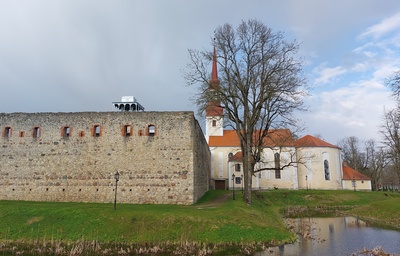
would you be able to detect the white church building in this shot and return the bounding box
[205,47,371,191]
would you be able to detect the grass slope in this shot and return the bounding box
[0,190,399,251]
[0,190,293,245]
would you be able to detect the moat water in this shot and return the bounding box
[257,216,400,256]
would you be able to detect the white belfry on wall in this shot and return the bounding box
[112,96,145,112]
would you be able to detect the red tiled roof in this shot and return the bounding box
[208,129,294,147]
[229,151,242,162]
[295,135,338,148]
[205,104,223,116]
[228,151,255,162]
[342,165,372,180]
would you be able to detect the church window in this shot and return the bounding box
[212,120,217,127]
[32,127,41,138]
[275,169,281,179]
[235,163,241,172]
[3,127,12,138]
[79,131,85,137]
[228,152,233,159]
[61,126,71,137]
[19,131,25,137]
[324,160,330,180]
[274,153,281,179]
[147,125,156,136]
[123,125,132,137]
[274,153,280,169]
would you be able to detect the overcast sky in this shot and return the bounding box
[1,1,399,144]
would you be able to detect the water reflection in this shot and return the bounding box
[256,217,400,256]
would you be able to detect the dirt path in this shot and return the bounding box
[196,193,232,208]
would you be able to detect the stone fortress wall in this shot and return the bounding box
[0,111,210,205]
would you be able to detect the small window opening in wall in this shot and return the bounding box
[62,188,65,192]
[93,125,101,137]
[46,188,49,191]
[3,127,12,138]
[79,188,81,192]
[33,127,41,138]
[62,126,71,137]
[19,131,25,137]
[148,125,155,136]
[79,131,85,137]
[138,130,143,136]
[212,120,217,127]
[96,188,99,192]
[123,125,132,137]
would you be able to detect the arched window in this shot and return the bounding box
[61,126,71,138]
[32,127,41,138]
[3,127,12,138]
[324,159,330,180]
[93,125,101,137]
[147,125,156,136]
[274,153,281,179]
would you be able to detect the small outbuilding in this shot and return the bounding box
[342,161,372,191]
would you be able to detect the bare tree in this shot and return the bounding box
[364,139,390,190]
[338,137,390,190]
[338,136,367,173]
[380,108,400,180]
[184,20,307,205]
[386,70,400,101]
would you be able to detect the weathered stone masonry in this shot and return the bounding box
[0,111,210,205]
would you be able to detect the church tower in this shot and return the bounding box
[205,46,223,142]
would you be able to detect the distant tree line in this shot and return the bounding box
[338,71,400,191]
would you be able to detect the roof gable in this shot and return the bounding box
[342,165,372,180]
[208,129,295,147]
[295,135,338,148]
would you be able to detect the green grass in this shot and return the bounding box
[0,191,293,245]
[0,190,399,254]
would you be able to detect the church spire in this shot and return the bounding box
[205,44,224,141]
[210,45,219,85]
[206,45,223,117]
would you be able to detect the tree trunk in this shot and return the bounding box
[243,138,253,205]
